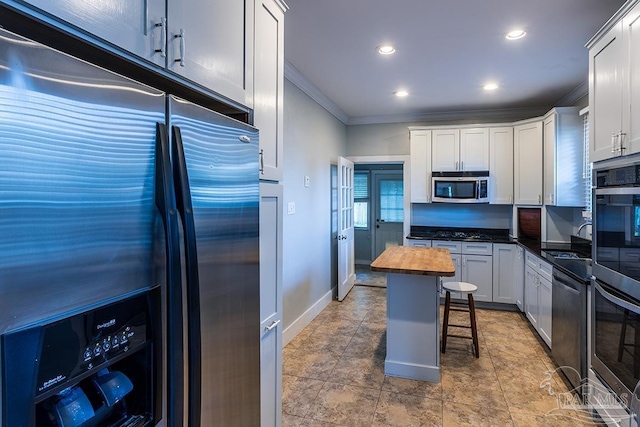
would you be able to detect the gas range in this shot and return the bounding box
[431,230,493,241]
[408,226,511,243]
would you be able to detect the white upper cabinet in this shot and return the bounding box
[489,127,514,205]
[168,0,253,106]
[514,121,543,205]
[17,0,166,67]
[460,128,490,171]
[588,1,640,161]
[254,0,286,182]
[624,3,640,156]
[432,128,489,171]
[543,108,584,207]
[409,129,432,203]
[18,0,255,107]
[431,129,459,171]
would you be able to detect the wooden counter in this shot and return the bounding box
[370,246,455,276]
[371,246,455,383]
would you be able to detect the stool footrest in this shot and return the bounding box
[449,307,470,313]
[448,334,473,340]
[448,324,471,329]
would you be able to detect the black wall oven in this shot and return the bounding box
[592,156,640,406]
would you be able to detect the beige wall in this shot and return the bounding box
[282,79,347,329]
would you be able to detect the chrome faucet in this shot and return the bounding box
[577,221,592,237]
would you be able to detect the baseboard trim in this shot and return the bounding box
[283,287,334,347]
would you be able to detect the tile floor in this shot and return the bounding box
[282,281,601,426]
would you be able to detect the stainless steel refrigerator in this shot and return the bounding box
[0,26,260,427]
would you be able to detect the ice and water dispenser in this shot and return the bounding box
[1,288,161,427]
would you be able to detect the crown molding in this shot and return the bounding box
[274,0,289,13]
[347,106,550,126]
[284,60,349,124]
[555,80,588,106]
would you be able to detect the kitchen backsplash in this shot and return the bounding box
[411,204,512,229]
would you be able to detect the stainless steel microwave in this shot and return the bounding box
[431,171,489,203]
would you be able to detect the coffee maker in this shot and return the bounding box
[2,288,161,427]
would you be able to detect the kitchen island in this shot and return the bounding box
[371,246,455,382]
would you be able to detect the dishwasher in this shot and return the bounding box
[551,267,588,391]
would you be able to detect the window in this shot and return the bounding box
[354,171,369,228]
[379,179,404,223]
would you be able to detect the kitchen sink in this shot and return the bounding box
[544,250,591,261]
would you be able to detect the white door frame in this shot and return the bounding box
[347,155,411,247]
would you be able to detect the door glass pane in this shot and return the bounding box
[379,179,403,222]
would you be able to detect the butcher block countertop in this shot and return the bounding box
[370,246,455,277]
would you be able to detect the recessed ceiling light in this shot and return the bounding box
[505,29,526,40]
[483,83,499,91]
[394,90,409,97]
[377,44,396,55]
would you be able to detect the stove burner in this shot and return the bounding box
[432,230,492,240]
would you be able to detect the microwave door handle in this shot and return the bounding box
[595,281,640,315]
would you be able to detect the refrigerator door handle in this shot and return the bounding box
[154,122,184,427]
[171,125,202,427]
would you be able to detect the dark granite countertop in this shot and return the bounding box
[407,226,592,283]
[407,226,512,243]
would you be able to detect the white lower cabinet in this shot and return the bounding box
[259,183,283,426]
[407,239,431,247]
[492,244,516,305]
[433,241,492,302]
[524,250,552,348]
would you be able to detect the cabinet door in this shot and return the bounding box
[589,21,624,162]
[624,3,640,155]
[489,127,514,205]
[168,0,251,106]
[460,128,489,171]
[260,318,281,427]
[255,0,285,181]
[441,253,462,299]
[259,183,283,426]
[19,0,165,66]
[524,265,538,328]
[492,244,515,304]
[543,115,557,206]
[463,255,492,303]
[538,275,552,348]
[514,246,525,312]
[432,129,459,171]
[409,130,432,203]
[514,121,543,205]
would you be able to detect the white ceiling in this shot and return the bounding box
[284,0,627,125]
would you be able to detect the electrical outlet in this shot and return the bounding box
[287,202,296,215]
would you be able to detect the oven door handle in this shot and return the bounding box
[595,187,639,196]
[595,281,640,315]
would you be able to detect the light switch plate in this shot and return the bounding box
[304,176,310,187]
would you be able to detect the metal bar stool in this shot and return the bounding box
[441,281,479,358]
